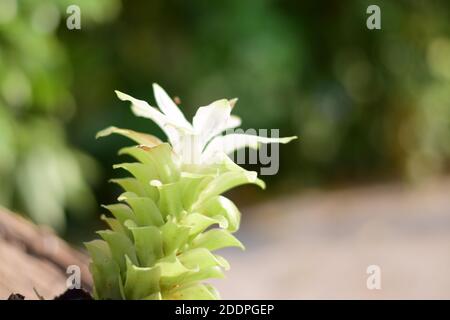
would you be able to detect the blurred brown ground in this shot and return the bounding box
[215,178,450,299]
[0,208,91,300]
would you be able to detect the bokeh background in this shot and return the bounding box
[0,0,449,298]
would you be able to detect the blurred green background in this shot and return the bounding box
[0,0,449,241]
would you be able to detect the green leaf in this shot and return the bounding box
[163,283,220,300]
[110,177,149,198]
[193,170,265,209]
[178,248,230,270]
[113,163,159,199]
[190,229,244,251]
[142,292,162,300]
[129,225,163,267]
[156,254,193,278]
[160,220,190,255]
[144,143,180,183]
[181,212,228,237]
[121,144,180,183]
[196,196,241,232]
[119,146,158,165]
[101,215,130,237]
[102,203,135,225]
[123,257,161,300]
[97,230,138,274]
[85,240,122,300]
[163,267,225,289]
[118,193,164,227]
[156,253,211,290]
[160,248,229,289]
[179,173,214,210]
[153,181,184,219]
[96,126,162,147]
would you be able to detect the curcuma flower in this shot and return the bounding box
[98,84,296,165]
[87,85,296,300]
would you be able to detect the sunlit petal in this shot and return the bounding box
[115,90,180,145]
[152,83,192,130]
[202,133,297,161]
[224,115,241,131]
[193,99,232,147]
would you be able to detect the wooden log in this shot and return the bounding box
[0,208,92,300]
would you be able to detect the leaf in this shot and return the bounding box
[120,146,178,187]
[101,215,129,237]
[85,240,122,300]
[118,193,164,227]
[181,212,228,237]
[178,248,230,270]
[119,146,156,164]
[190,229,244,251]
[179,173,214,210]
[160,220,190,255]
[102,203,135,225]
[110,177,148,198]
[162,266,224,289]
[118,147,162,184]
[196,196,241,232]
[163,283,220,300]
[113,162,159,199]
[142,143,180,183]
[156,254,203,289]
[97,230,138,274]
[143,292,162,300]
[156,254,194,278]
[96,126,161,147]
[193,170,265,209]
[129,225,163,267]
[153,181,184,219]
[123,257,161,300]
[162,249,230,289]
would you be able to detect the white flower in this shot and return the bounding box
[114,83,296,165]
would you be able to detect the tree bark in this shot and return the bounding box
[0,208,92,300]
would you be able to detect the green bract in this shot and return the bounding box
[87,84,295,299]
[86,135,265,300]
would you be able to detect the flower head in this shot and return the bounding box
[89,84,297,300]
[105,84,296,165]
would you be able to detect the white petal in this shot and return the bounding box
[115,90,180,144]
[224,115,242,130]
[163,124,182,152]
[193,99,232,146]
[152,83,192,130]
[202,134,297,162]
[193,99,241,139]
[176,133,204,165]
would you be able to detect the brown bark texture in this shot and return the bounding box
[0,208,92,300]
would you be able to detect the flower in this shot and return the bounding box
[89,85,297,299]
[100,83,296,165]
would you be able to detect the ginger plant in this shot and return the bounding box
[85,84,296,299]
